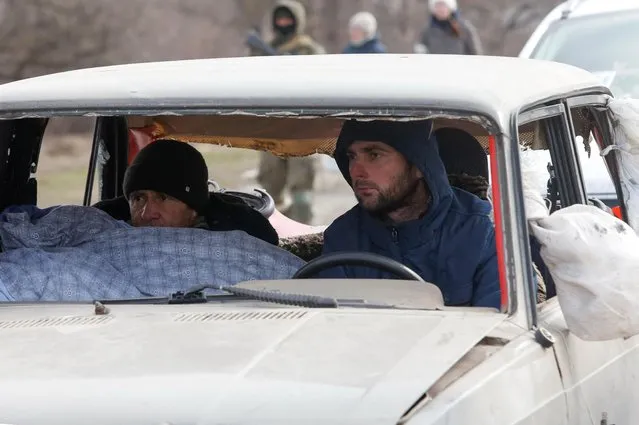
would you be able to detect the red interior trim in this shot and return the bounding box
[612,205,622,220]
[488,135,508,310]
[127,126,161,165]
[592,125,603,150]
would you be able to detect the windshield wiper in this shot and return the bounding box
[182,284,337,308]
[97,285,408,309]
[181,284,407,309]
[95,292,245,305]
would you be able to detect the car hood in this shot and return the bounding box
[0,303,507,425]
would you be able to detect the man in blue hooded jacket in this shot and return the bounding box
[321,119,500,309]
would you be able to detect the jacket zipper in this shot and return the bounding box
[391,227,398,244]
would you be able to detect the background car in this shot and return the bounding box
[519,0,639,207]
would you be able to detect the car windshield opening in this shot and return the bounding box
[0,112,504,311]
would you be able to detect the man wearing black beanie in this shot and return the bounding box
[93,139,279,245]
[123,139,210,228]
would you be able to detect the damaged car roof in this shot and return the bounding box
[0,54,607,121]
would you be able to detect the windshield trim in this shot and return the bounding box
[0,108,500,134]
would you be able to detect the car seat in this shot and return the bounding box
[435,127,489,200]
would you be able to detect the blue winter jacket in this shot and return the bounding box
[342,37,387,54]
[321,120,501,309]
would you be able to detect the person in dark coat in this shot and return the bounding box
[252,0,326,224]
[92,139,279,246]
[342,11,386,54]
[320,120,500,309]
[414,0,482,55]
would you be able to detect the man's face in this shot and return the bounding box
[347,141,423,214]
[129,190,197,228]
[349,26,366,44]
[275,15,295,28]
[432,2,452,20]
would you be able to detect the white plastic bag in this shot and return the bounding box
[530,204,639,341]
[520,149,550,220]
[607,99,639,232]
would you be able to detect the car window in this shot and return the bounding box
[574,135,616,204]
[513,134,616,207]
[530,10,639,98]
[37,117,98,207]
[487,119,560,211]
[517,115,572,305]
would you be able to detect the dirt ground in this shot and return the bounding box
[37,135,356,226]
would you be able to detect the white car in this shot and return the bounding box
[520,0,639,207]
[0,54,635,424]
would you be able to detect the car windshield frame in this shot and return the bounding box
[0,95,602,329]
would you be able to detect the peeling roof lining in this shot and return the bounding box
[125,113,496,157]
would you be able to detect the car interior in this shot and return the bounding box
[0,109,621,305]
[118,116,494,258]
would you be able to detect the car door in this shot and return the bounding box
[538,95,639,425]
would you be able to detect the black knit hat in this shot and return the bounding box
[123,139,209,214]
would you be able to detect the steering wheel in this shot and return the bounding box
[293,252,425,282]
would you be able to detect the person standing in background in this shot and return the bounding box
[414,0,482,55]
[342,11,387,54]
[252,0,325,224]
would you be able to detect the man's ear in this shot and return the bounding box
[413,165,423,178]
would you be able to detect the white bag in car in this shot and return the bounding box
[520,148,550,220]
[529,204,639,341]
[607,98,639,232]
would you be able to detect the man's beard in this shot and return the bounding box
[354,166,425,217]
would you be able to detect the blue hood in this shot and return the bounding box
[334,119,454,228]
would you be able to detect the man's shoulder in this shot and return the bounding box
[324,205,361,235]
[372,41,387,53]
[299,35,326,54]
[322,205,364,252]
[448,188,493,219]
[282,34,326,54]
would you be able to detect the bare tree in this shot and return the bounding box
[0,0,565,85]
[0,0,140,82]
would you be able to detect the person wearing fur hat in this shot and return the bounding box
[414,0,482,55]
[319,120,499,309]
[93,139,278,245]
[342,11,387,54]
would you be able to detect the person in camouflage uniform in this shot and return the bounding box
[254,0,325,224]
